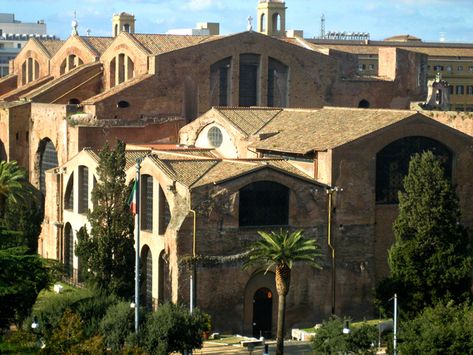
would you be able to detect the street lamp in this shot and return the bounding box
[342,320,350,334]
[31,316,46,349]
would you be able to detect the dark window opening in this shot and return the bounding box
[69,98,80,105]
[64,223,74,277]
[268,58,288,107]
[210,57,231,106]
[376,136,452,204]
[158,185,171,235]
[117,100,130,108]
[78,166,89,214]
[239,54,260,107]
[64,176,74,210]
[141,246,153,310]
[239,181,289,226]
[358,99,370,108]
[39,139,59,194]
[141,175,153,231]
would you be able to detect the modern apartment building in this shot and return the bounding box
[0,13,56,77]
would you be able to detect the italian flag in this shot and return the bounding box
[128,180,138,215]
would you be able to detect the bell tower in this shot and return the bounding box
[112,12,136,37]
[257,0,286,37]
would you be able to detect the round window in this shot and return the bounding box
[207,126,223,148]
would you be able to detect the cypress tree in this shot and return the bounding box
[386,151,472,316]
[75,141,135,299]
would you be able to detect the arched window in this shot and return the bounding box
[22,57,40,84]
[268,58,288,107]
[210,57,232,106]
[64,223,74,277]
[141,245,153,310]
[239,181,289,226]
[64,175,74,211]
[239,54,260,107]
[158,250,169,304]
[272,13,280,32]
[358,99,370,108]
[260,13,266,32]
[78,165,89,214]
[141,175,153,231]
[110,53,134,87]
[110,57,116,87]
[158,185,171,235]
[38,138,59,194]
[376,136,452,204]
[77,227,87,283]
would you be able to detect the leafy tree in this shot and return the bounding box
[244,229,321,355]
[0,160,33,218]
[1,195,43,253]
[75,141,135,299]
[0,231,50,328]
[398,302,473,354]
[378,151,472,317]
[312,316,378,355]
[142,303,210,355]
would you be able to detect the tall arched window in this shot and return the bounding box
[158,250,169,304]
[141,245,153,310]
[240,54,260,107]
[64,223,74,277]
[239,181,289,226]
[110,53,134,87]
[141,175,153,231]
[210,57,232,106]
[78,166,89,214]
[376,136,452,204]
[272,13,281,32]
[260,13,266,32]
[64,175,74,211]
[158,185,171,235]
[268,58,288,107]
[22,57,40,84]
[38,138,59,194]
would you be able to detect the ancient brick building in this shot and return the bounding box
[2,0,473,337]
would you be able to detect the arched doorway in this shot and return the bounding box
[37,138,59,194]
[252,287,273,338]
[142,245,153,310]
[244,271,276,337]
[64,223,74,278]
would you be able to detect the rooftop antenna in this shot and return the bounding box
[320,14,325,39]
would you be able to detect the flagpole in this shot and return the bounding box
[134,158,142,333]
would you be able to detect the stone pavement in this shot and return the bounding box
[192,340,313,354]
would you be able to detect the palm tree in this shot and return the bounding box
[0,160,33,218]
[244,229,321,355]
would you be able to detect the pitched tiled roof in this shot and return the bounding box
[253,107,418,154]
[215,107,282,136]
[0,75,53,101]
[144,150,318,188]
[82,74,153,104]
[81,36,114,55]
[37,38,66,57]
[131,34,220,55]
[125,150,151,170]
[22,62,101,100]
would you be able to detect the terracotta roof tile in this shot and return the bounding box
[37,38,66,57]
[216,107,282,136]
[131,34,220,55]
[253,107,418,154]
[81,36,114,55]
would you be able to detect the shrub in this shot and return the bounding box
[142,303,210,355]
[312,316,377,355]
[398,302,473,355]
[100,301,134,352]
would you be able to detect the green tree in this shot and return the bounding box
[75,141,135,299]
[142,303,210,355]
[244,229,321,355]
[379,151,472,317]
[0,160,34,218]
[398,302,473,354]
[0,226,50,328]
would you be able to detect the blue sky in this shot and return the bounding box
[5,0,473,43]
